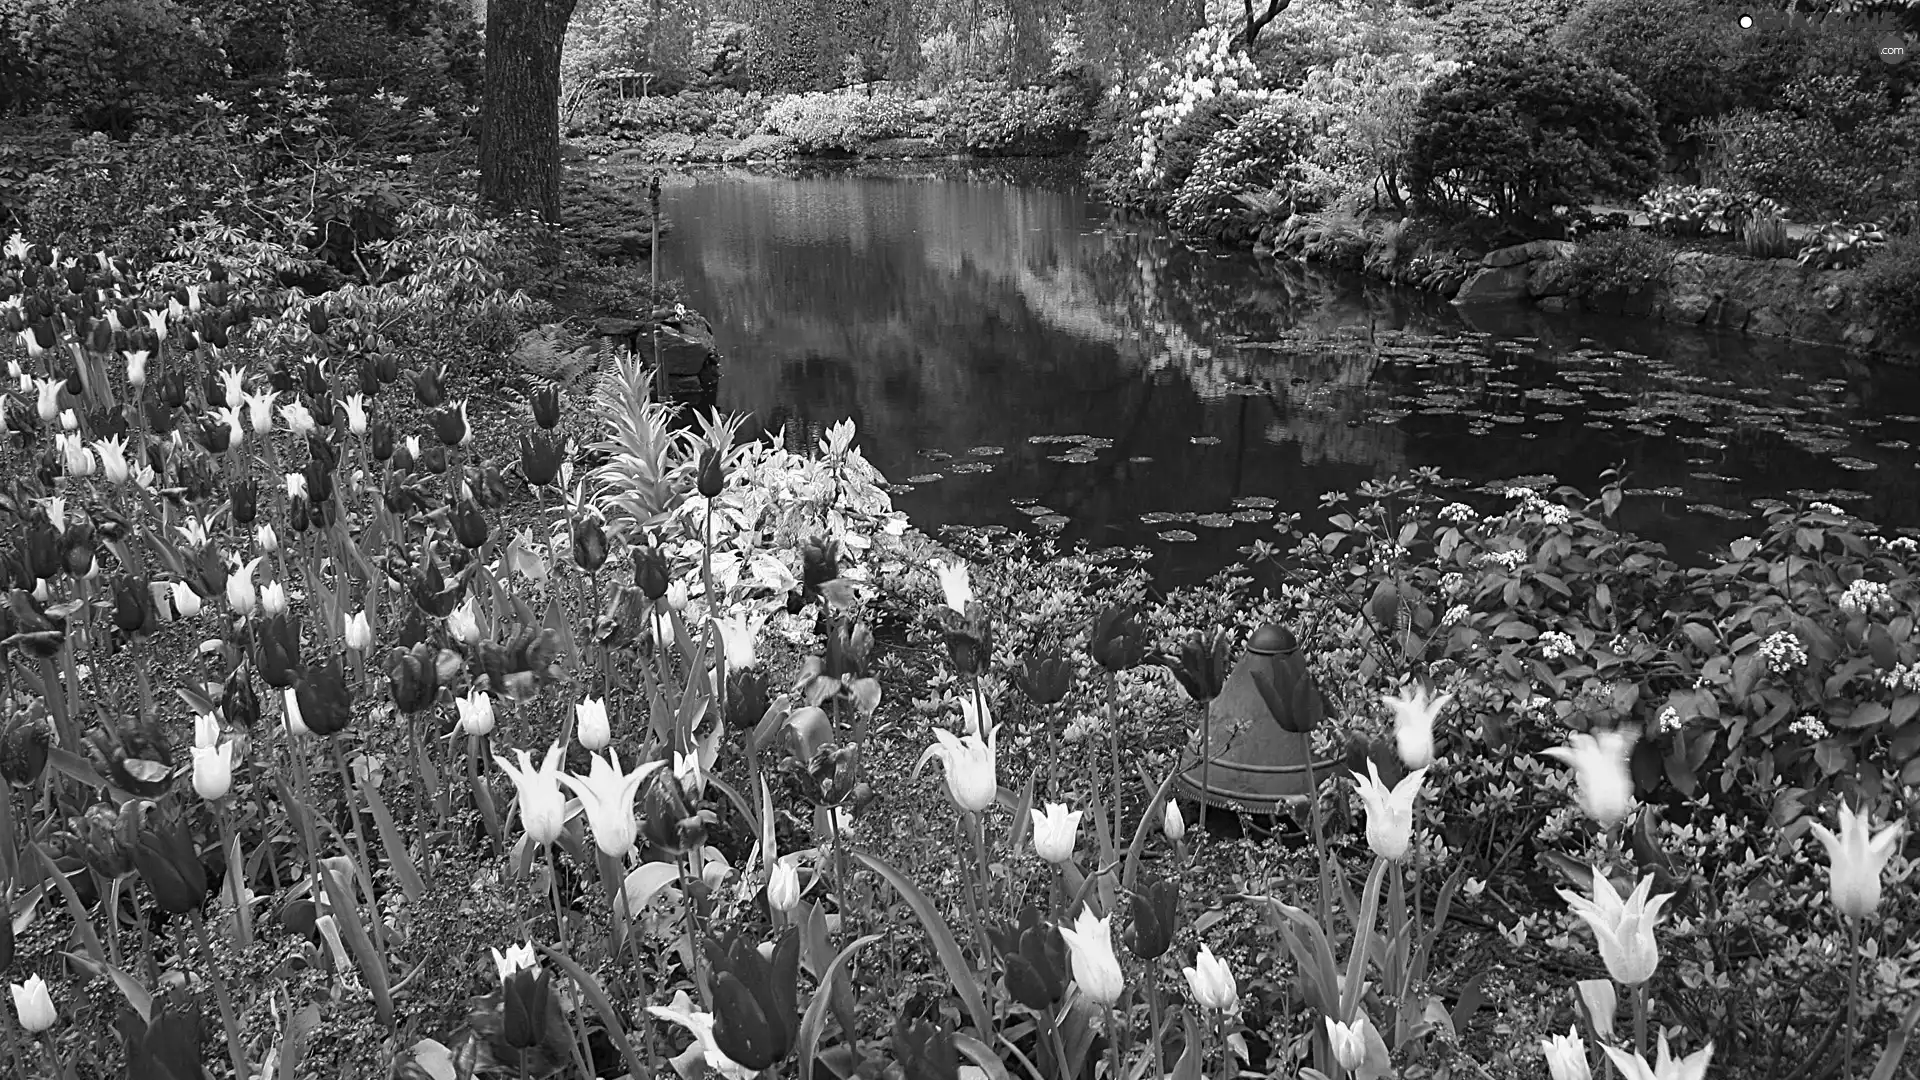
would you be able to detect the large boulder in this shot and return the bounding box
[1452,264,1533,305]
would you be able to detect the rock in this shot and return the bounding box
[1527,257,1577,297]
[1706,297,1750,330]
[1536,295,1576,313]
[593,317,647,338]
[864,137,942,158]
[1484,239,1576,267]
[1843,323,1879,348]
[1748,307,1789,337]
[1818,284,1848,313]
[1665,290,1713,323]
[1451,264,1533,305]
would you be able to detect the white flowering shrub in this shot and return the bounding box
[1166,98,1312,238]
[1278,50,1463,210]
[1095,25,1279,207]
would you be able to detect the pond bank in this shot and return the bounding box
[1254,213,1920,365]
[566,134,1080,166]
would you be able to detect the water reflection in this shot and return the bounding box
[641,161,1920,586]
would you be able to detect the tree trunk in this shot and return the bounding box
[480,0,579,223]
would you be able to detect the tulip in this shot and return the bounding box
[1030,803,1082,864]
[455,688,496,738]
[1385,680,1453,770]
[342,393,368,436]
[494,744,568,845]
[280,400,315,439]
[1163,800,1187,843]
[243,389,274,436]
[1352,758,1427,862]
[58,433,94,476]
[638,759,704,854]
[530,383,561,428]
[170,580,202,618]
[1089,602,1146,671]
[58,408,77,433]
[294,660,353,737]
[1161,629,1232,703]
[191,742,233,801]
[133,817,208,916]
[649,991,758,1080]
[414,363,446,408]
[1129,876,1178,960]
[226,556,261,616]
[665,579,689,612]
[498,948,553,1051]
[988,907,1068,1011]
[556,750,662,859]
[576,696,610,751]
[254,613,302,688]
[915,725,996,814]
[1056,907,1125,1006]
[715,612,759,670]
[282,686,310,737]
[930,558,972,612]
[34,376,58,422]
[447,597,481,645]
[451,498,489,550]
[1182,944,1237,1013]
[1542,1026,1592,1080]
[1600,1033,1713,1080]
[96,435,130,484]
[695,443,727,498]
[10,974,55,1033]
[124,348,148,388]
[1325,1015,1369,1072]
[573,516,608,573]
[229,478,258,526]
[633,544,668,598]
[892,1016,958,1080]
[1558,869,1672,986]
[260,580,288,617]
[1810,801,1904,921]
[768,857,802,912]
[958,693,991,739]
[1014,647,1074,705]
[432,399,471,446]
[112,572,153,633]
[520,429,564,487]
[1542,728,1639,828]
[344,610,372,651]
[222,668,260,729]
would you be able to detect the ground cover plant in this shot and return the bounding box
[0,212,1914,1079]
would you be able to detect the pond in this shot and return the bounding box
[646,160,1920,587]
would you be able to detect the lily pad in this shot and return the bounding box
[1159,530,1198,543]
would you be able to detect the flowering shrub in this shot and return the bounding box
[1166,100,1311,239]
[935,82,1090,154]
[1279,49,1462,211]
[1108,26,1277,203]
[755,89,924,152]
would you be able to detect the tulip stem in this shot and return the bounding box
[1104,1004,1124,1080]
[1844,918,1862,1080]
[680,854,711,1008]
[37,1033,74,1080]
[547,844,569,950]
[330,737,388,958]
[1632,981,1648,1062]
[189,908,251,1080]
[217,803,251,948]
[1146,973,1166,1080]
[1104,671,1122,857]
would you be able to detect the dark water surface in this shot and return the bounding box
[649,160,1920,587]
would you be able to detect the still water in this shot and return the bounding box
[648,160,1920,586]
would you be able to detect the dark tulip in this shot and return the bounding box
[74,800,145,878]
[306,304,329,337]
[230,479,258,526]
[637,764,702,855]
[198,417,231,454]
[413,364,445,408]
[697,446,725,499]
[1127,876,1179,961]
[891,1015,959,1080]
[475,463,509,508]
[430,402,468,447]
[704,929,799,1070]
[32,319,55,352]
[632,543,668,599]
[202,368,227,409]
[390,436,414,475]
[502,965,554,1050]
[89,405,128,441]
[112,572,154,633]
[300,360,327,400]
[409,547,465,618]
[0,718,50,786]
[520,430,563,487]
[357,355,380,398]
[375,351,399,384]
[303,454,334,504]
[288,496,310,534]
[451,499,489,550]
[725,668,770,732]
[133,817,207,916]
[530,383,560,429]
[990,907,1068,1011]
[1090,603,1147,672]
[383,472,418,516]
[1247,627,1326,735]
[222,667,260,729]
[387,643,440,713]
[940,603,993,677]
[144,394,175,435]
[572,517,607,574]
[294,659,353,736]
[188,546,228,601]
[122,999,204,1080]
[96,714,172,797]
[208,260,227,282]
[60,522,96,577]
[370,419,394,462]
[23,518,61,579]
[62,363,83,396]
[202,310,228,348]
[1014,648,1074,706]
[419,443,447,475]
[1161,630,1233,703]
[823,620,872,681]
[254,614,302,689]
[176,323,198,351]
[87,318,111,354]
[268,360,297,395]
[799,537,838,605]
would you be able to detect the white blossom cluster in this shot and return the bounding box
[1882,663,1920,694]
[1439,502,1476,524]
[1837,578,1894,617]
[1808,501,1846,516]
[1788,714,1830,739]
[1482,549,1526,572]
[1657,706,1683,734]
[1442,604,1470,625]
[1538,630,1577,661]
[1884,536,1919,555]
[1125,27,1274,186]
[1758,630,1808,672]
[1439,571,1467,596]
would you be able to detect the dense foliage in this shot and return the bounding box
[1403,49,1662,227]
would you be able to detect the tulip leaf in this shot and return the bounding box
[619,860,682,920]
[851,850,991,1037]
[278,1005,322,1080]
[33,845,107,965]
[1341,860,1389,1023]
[175,685,218,717]
[796,932,882,1078]
[360,773,427,905]
[62,952,152,1024]
[46,746,107,790]
[1122,770,1180,891]
[707,775,758,841]
[953,1033,1012,1080]
[537,944,650,1080]
[1868,993,1920,1080]
[1171,1009,1205,1080]
[316,861,394,1028]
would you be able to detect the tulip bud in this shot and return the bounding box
[501,962,553,1050]
[530,383,560,429]
[575,697,610,751]
[420,443,447,475]
[455,688,496,737]
[260,580,288,617]
[9,975,55,1033]
[1163,800,1186,844]
[132,817,208,916]
[768,858,802,912]
[230,479,258,526]
[344,610,373,651]
[370,419,394,462]
[572,517,607,573]
[665,579,689,612]
[256,523,279,553]
[413,364,445,408]
[633,544,668,599]
[1326,1016,1369,1072]
[697,445,725,498]
[222,668,260,729]
[1128,876,1178,960]
[451,499,489,550]
[191,742,233,801]
[0,719,51,787]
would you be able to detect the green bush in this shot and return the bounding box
[1553,0,1732,133]
[1427,0,1578,57]
[1741,210,1793,259]
[1150,95,1257,210]
[0,0,226,133]
[1281,49,1462,212]
[935,82,1089,155]
[1858,233,1920,334]
[1693,79,1918,221]
[1563,228,1676,297]
[1405,49,1662,226]
[754,89,923,153]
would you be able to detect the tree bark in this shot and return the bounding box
[480,0,579,223]
[1241,0,1291,52]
